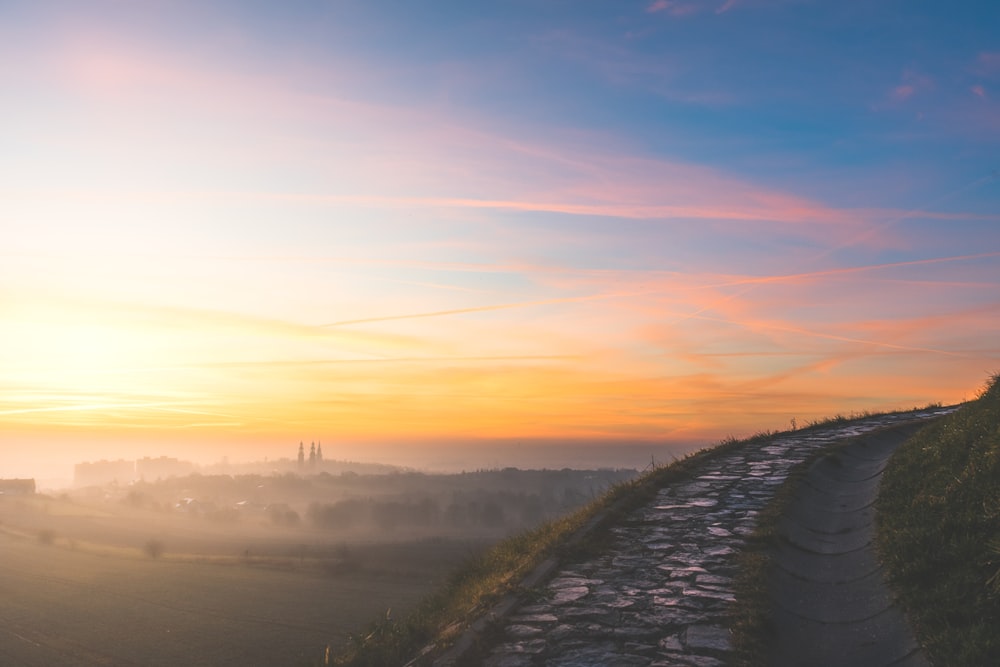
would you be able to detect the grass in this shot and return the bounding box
[876,375,1000,666]
[331,401,963,666]
[330,432,778,666]
[728,403,953,666]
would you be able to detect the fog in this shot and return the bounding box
[2,435,707,491]
[0,460,647,665]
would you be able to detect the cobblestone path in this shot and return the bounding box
[477,410,950,667]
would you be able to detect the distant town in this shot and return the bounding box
[0,442,410,494]
[71,441,402,488]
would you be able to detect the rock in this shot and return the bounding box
[549,586,590,604]
[683,625,732,654]
[506,624,543,639]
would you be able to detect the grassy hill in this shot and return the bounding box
[877,375,1000,666]
[331,387,1000,666]
[330,432,773,666]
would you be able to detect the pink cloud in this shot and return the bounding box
[891,84,915,101]
[647,1,700,17]
[20,23,963,253]
[971,84,987,99]
[887,69,933,103]
[976,52,1000,76]
[715,0,742,14]
[647,0,746,17]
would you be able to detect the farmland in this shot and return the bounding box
[0,467,632,665]
[0,506,462,666]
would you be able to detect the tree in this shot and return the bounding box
[144,539,165,559]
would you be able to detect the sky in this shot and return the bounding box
[2,1,999,478]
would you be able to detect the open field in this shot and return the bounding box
[0,467,630,666]
[0,527,471,667]
[0,496,479,667]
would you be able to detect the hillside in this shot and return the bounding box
[877,375,1000,665]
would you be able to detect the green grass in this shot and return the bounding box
[877,375,1000,666]
[730,403,953,666]
[330,433,777,666]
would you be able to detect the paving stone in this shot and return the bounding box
[483,653,535,667]
[475,411,949,667]
[550,586,590,604]
[509,613,559,624]
[492,639,547,655]
[506,624,544,639]
[684,625,732,653]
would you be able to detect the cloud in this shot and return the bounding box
[976,52,1000,76]
[888,69,933,103]
[715,0,742,14]
[971,84,987,99]
[647,1,700,17]
[646,0,744,17]
[891,84,916,101]
[18,21,926,249]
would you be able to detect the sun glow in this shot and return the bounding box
[2,2,998,474]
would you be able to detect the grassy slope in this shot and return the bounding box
[333,398,989,667]
[876,377,1000,666]
[331,433,776,666]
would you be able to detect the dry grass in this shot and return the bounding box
[332,432,777,666]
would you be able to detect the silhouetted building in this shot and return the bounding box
[0,478,36,495]
[309,442,316,467]
[136,456,195,481]
[297,442,305,469]
[74,460,135,487]
[316,442,323,465]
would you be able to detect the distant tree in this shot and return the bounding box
[480,500,505,527]
[306,499,366,530]
[445,502,467,526]
[144,539,165,559]
[297,442,305,469]
[268,503,300,527]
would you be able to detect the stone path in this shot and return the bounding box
[474,410,951,667]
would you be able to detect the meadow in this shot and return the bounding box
[0,498,465,666]
[0,467,631,666]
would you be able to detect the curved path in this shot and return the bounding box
[456,410,950,667]
[767,423,929,667]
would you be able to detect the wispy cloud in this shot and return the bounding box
[715,0,742,14]
[647,1,700,17]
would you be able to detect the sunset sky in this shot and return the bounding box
[2,1,999,478]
